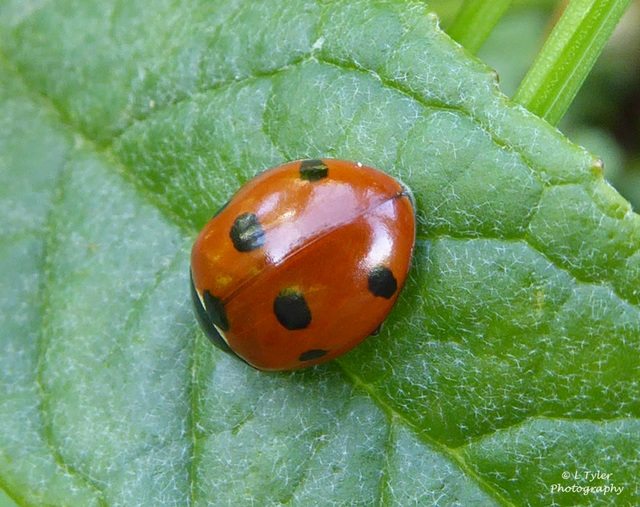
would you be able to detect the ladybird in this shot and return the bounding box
[190,159,415,371]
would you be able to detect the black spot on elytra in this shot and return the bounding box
[368,266,397,299]
[299,349,328,362]
[230,212,265,252]
[274,289,312,330]
[299,159,328,181]
[189,271,233,353]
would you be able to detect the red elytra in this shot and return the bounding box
[190,159,416,371]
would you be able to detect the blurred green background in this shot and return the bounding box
[430,0,640,210]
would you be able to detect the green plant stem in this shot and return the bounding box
[514,0,632,126]
[447,0,513,54]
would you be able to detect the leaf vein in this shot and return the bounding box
[337,364,516,507]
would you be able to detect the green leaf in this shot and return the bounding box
[513,0,633,125]
[1,0,639,505]
[447,0,513,54]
